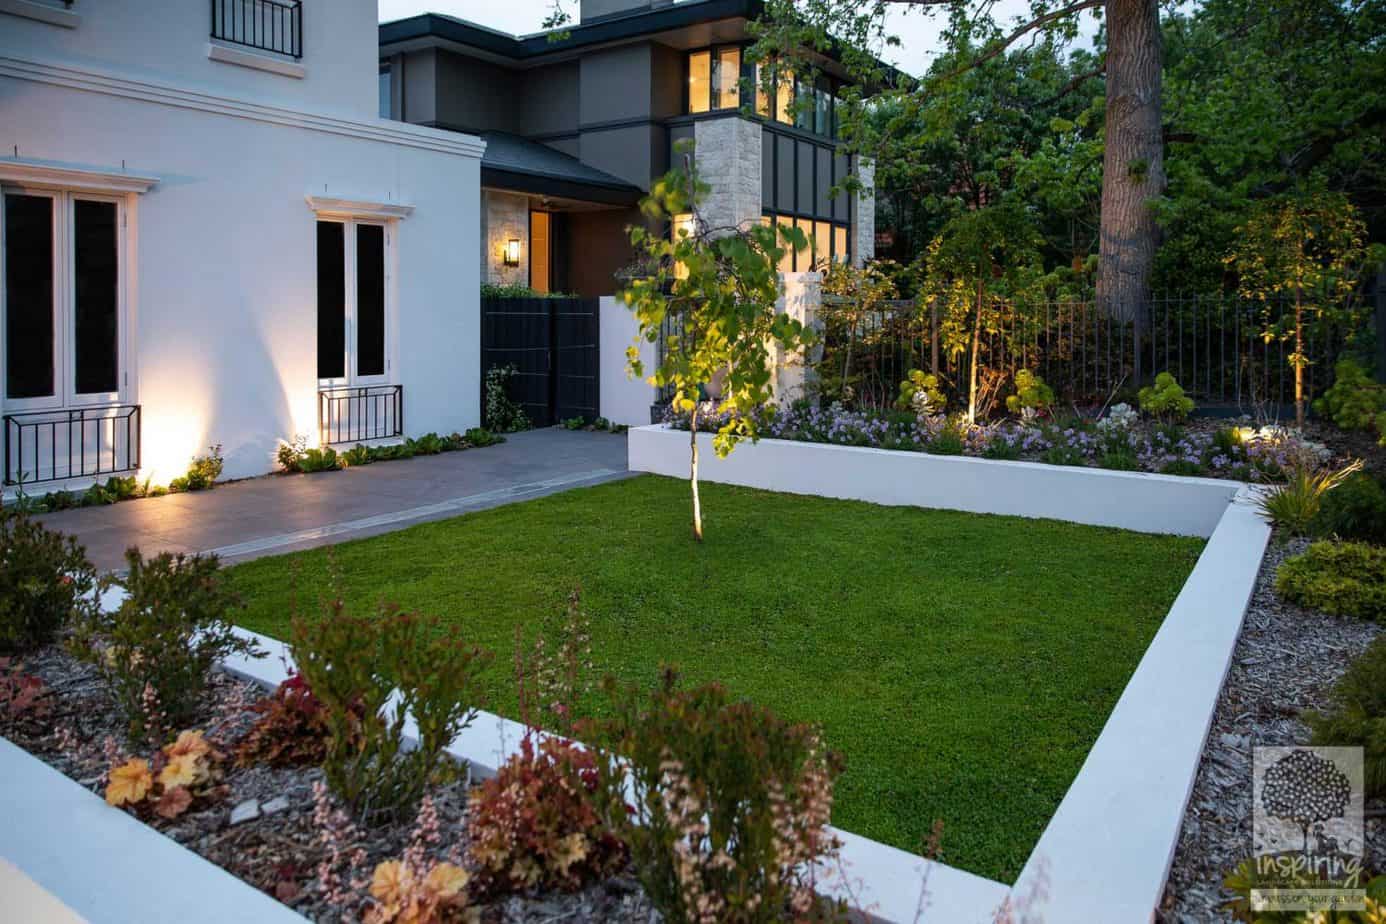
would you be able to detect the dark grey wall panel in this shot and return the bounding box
[649,43,685,120]
[401,48,437,126]
[565,207,642,297]
[434,50,519,133]
[775,134,794,212]
[580,44,653,124]
[761,128,774,208]
[815,146,831,217]
[834,152,850,219]
[581,125,655,190]
[796,139,813,215]
[521,62,581,137]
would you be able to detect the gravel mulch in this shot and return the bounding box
[0,647,656,923]
[1158,537,1384,922]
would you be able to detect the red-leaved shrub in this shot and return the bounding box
[467,735,626,895]
[236,673,337,769]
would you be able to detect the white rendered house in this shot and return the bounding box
[0,0,484,489]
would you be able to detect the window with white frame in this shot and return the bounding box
[2,189,124,411]
[316,218,390,386]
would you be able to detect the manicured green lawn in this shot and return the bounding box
[226,474,1203,882]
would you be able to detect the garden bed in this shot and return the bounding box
[224,475,1205,884]
[1159,537,1386,920]
[0,645,657,923]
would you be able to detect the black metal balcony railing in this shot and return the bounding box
[4,405,142,487]
[211,0,302,59]
[318,385,403,446]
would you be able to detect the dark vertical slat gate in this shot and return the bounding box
[481,297,600,427]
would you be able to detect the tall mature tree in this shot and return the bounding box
[750,0,1165,321]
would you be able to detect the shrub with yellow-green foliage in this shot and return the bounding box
[1138,372,1195,423]
[1005,370,1056,418]
[1306,633,1386,799]
[1276,541,1386,622]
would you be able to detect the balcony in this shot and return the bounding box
[318,385,403,446]
[4,405,141,488]
[211,0,302,59]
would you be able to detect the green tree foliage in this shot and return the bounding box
[923,204,1044,422]
[1226,192,1374,427]
[621,148,811,541]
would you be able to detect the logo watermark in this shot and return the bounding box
[1252,745,1365,912]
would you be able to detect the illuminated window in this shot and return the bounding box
[715,47,741,110]
[814,221,831,268]
[755,63,770,117]
[687,51,711,114]
[834,225,848,263]
[794,217,814,270]
[795,80,814,131]
[776,68,794,124]
[775,215,795,274]
[671,213,695,279]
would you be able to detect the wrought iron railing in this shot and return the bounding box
[4,405,141,487]
[318,385,403,446]
[211,0,302,59]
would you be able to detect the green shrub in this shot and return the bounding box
[982,434,1021,459]
[1276,541,1386,622]
[561,416,587,431]
[1305,633,1386,798]
[1005,370,1056,418]
[926,425,965,455]
[485,365,531,433]
[169,445,223,492]
[69,549,262,740]
[1042,443,1087,466]
[1101,449,1141,471]
[463,427,502,448]
[0,510,99,653]
[341,445,373,467]
[480,283,574,299]
[290,589,493,822]
[1138,372,1195,422]
[1256,459,1362,536]
[896,369,945,415]
[1312,471,1386,545]
[277,437,340,473]
[584,671,845,924]
[406,432,448,455]
[1313,358,1385,432]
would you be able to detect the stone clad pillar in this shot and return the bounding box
[853,159,875,267]
[693,117,762,234]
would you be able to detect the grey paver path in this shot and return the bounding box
[36,428,631,572]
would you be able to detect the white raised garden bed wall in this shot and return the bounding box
[628,423,1272,920]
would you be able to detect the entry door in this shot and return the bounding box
[317,219,389,387]
[529,210,551,295]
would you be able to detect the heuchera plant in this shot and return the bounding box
[235,672,346,769]
[584,670,847,924]
[468,736,626,896]
[105,729,224,820]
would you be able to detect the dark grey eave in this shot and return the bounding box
[479,132,643,206]
[379,0,762,61]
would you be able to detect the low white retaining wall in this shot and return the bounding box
[0,736,306,923]
[628,424,1241,537]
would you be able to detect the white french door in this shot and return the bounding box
[2,189,126,412]
[316,218,390,388]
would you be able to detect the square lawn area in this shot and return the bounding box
[226,474,1204,883]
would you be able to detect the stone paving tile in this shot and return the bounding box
[37,428,631,571]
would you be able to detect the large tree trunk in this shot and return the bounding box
[1096,0,1165,326]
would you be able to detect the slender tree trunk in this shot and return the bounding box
[1096,0,1165,324]
[689,402,703,542]
[968,281,984,423]
[1294,286,1305,429]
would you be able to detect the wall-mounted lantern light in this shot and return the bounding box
[504,239,521,266]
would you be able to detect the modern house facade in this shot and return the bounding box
[1,0,484,489]
[379,0,876,299]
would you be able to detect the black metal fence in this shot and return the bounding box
[813,294,1375,413]
[318,385,403,446]
[4,405,141,487]
[211,0,302,59]
[481,297,600,426]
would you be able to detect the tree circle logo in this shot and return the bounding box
[1261,748,1352,854]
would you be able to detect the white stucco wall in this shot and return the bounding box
[0,17,484,484]
[597,295,657,426]
[0,0,379,119]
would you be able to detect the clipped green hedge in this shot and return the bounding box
[1276,541,1386,622]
